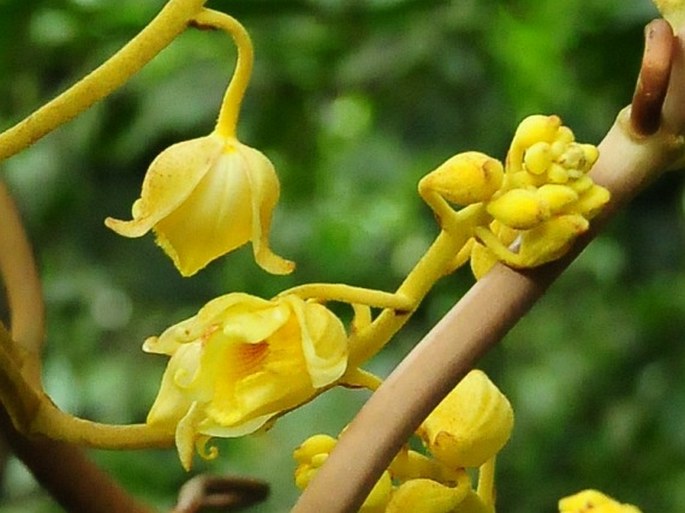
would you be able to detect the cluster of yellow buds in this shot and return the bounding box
[294,370,513,512]
[419,115,610,278]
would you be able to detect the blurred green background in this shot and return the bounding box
[1,0,683,511]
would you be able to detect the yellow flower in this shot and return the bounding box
[559,490,642,513]
[144,293,348,469]
[385,478,470,513]
[294,434,393,513]
[417,370,514,468]
[105,133,294,276]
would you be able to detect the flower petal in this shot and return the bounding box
[239,143,295,275]
[287,297,348,388]
[105,134,223,238]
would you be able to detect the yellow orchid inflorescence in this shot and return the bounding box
[0,1,642,512]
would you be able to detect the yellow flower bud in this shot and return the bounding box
[105,133,294,277]
[420,152,504,205]
[486,188,549,229]
[144,293,348,469]
[293,434,337,466]
[360,471,393,513]
[294,433,391,513]
[386,478,469,513]
[537,184,579,214]
[547,163,570,184]
[452,490,493,513]
[513,115,562,147]
[418,370,514,468]
[559,489,642,513]
[573,184,611,219]
[294,434,337,489]
[523,142,553,175]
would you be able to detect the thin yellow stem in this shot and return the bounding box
[32,404,173,450]
[190,9,254,138]
[349,203,489,367]
[0,323,173,450]
[281,283,413,311]
[477,456,496,510]
[0,182,44,388]
[0,0,207,162]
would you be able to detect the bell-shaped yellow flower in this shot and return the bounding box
[105,133,294,276]
[144,293,348,469]
[418,370,513,468]
[559,489,642,513]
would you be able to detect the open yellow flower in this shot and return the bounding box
[144,292,348,469]
[105,133,294,276]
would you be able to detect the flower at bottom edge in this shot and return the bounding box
[144,292,348,469]
[559,490,642,513]
[105,132,294,277]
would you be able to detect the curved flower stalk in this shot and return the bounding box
[106,10,294,276]
[293,370,511,513]
[559,490,642,513]
[0,0,208,163]
[419,115,610,279]
[143,292,349,469]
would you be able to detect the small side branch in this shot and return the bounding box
[631,19,674,136]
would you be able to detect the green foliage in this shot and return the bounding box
[0,0,683,512]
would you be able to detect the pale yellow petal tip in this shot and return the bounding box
[254,247,296,275]
[104,216,153,238]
